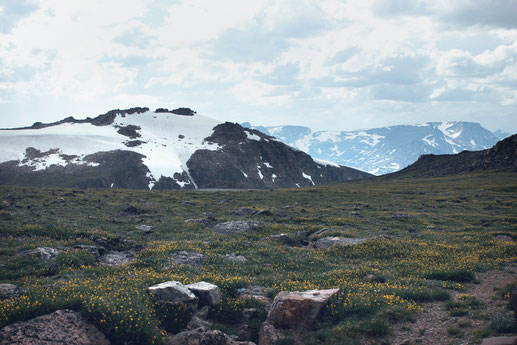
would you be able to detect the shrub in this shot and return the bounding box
[425,269,475,282]
[489,312,517,334]
[56,249,96,268]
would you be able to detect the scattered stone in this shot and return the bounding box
[243,308,258,320]
[480,336,517,345]
[263,234,303,247]
[225,253,247,262]
[73,245,105,257]
[408,226,416,233]
[235,207,255,216]
[170,251,207,266]
[239,286,273,304]
[135,224,154,233]
[212,221,261,235]
[426,225,435,230]
[148,281,198,310]
[0,309,110,345]
[19,247,59,260]
[168,327,255,345]
[511,286,517,321]
[391,213,415,220]
[119,205,146,216]
[100,251,136,266]
[314,237,368,249]
[0,284,23,300]
[182,200,197,206]
[496,235,514,242]
[185,219,212,227]
[308,228,340,239]
[266,288,340,330]
[350,211,360,216]
[186,281,222,306]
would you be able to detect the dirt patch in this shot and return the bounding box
[385,264,517,345]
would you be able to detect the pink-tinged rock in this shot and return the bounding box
[480,336,517,345]
[0,309,110,345]
[266,288,339,330]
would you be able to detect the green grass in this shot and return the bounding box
[0,171,516,344]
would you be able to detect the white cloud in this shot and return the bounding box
[0,0,516,133]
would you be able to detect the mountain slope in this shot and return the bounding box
[242,121,504,175]
[390,134,517,178]
[0,108,372,189]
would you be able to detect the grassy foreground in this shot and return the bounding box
[0,171,516,344]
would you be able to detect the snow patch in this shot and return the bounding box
[302,172,315,185]
[422,135,438,148]
[245,131,261,141]
[263,161,273,168]
[256,166,264,179]
[242,171,248,178]
[313,158,340,167]
[271,173,277,182]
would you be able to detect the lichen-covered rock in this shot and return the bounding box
[186,282,222,307]
[170,251,207,266]
[266,288,340,330]
[258,322,284,345]
[149,281,198,310]
[212,221,261,235]
[225,253,247,262]
[19,247,59,260]
[100,251,136,266]
[0,309,110,345]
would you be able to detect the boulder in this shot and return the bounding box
[0,284,23,300]
[212,221,261,235]
[170,251,207,266]
[263,234,303,247]
[0,309,110,345]
[258,322,285,345]
[149,281,198,310]
[266,288,340,330]
[235,207,255,216]
[100,251,136,266]
[314,237,368,249]
[186,282,222,306]
[19,247,59,260]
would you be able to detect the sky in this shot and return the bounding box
[0,0,516,133]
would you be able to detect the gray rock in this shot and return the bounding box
[225,253,247,262]
[0,309,110,345]
[239,286,273,304]
[135,225,154,233]
[263,234,303,247]
[170,251,207,266]
[258,322,285,345]
[186,281,222,306]
[235,207,255,216]
[169,327,255,345]
[19,247,59,260]
[314,237,368,249]
[0,284,23,300]
[480,336,517,345]
[212,221,261,235]
[149,281,198,310]
[100,251,136,266]
[185,219,212,227]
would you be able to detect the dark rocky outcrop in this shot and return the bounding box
[187,123,372,189]
[0,150,150,189]
[0,309,110,345]
[155,107,196,116]
[392,134,517,178]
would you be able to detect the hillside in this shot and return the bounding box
[392,134,517,177]
[0,171,515,344]
[0,108,371,189]
[243,121,504,175]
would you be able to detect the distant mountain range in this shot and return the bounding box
[242,121,511,175]
[0,108,371,189]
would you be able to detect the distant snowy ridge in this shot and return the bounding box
[242,121,506,175]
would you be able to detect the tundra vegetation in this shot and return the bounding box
[0,170,516,344]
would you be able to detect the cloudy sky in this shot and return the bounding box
[1,0,516,133]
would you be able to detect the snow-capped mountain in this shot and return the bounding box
[0,108,371,189]
[242,121,505,175]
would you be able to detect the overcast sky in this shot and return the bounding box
[1,0,516,132]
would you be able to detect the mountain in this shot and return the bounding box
[0,107,372,189]
[390,134,517,177]
[242,121,505,175]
